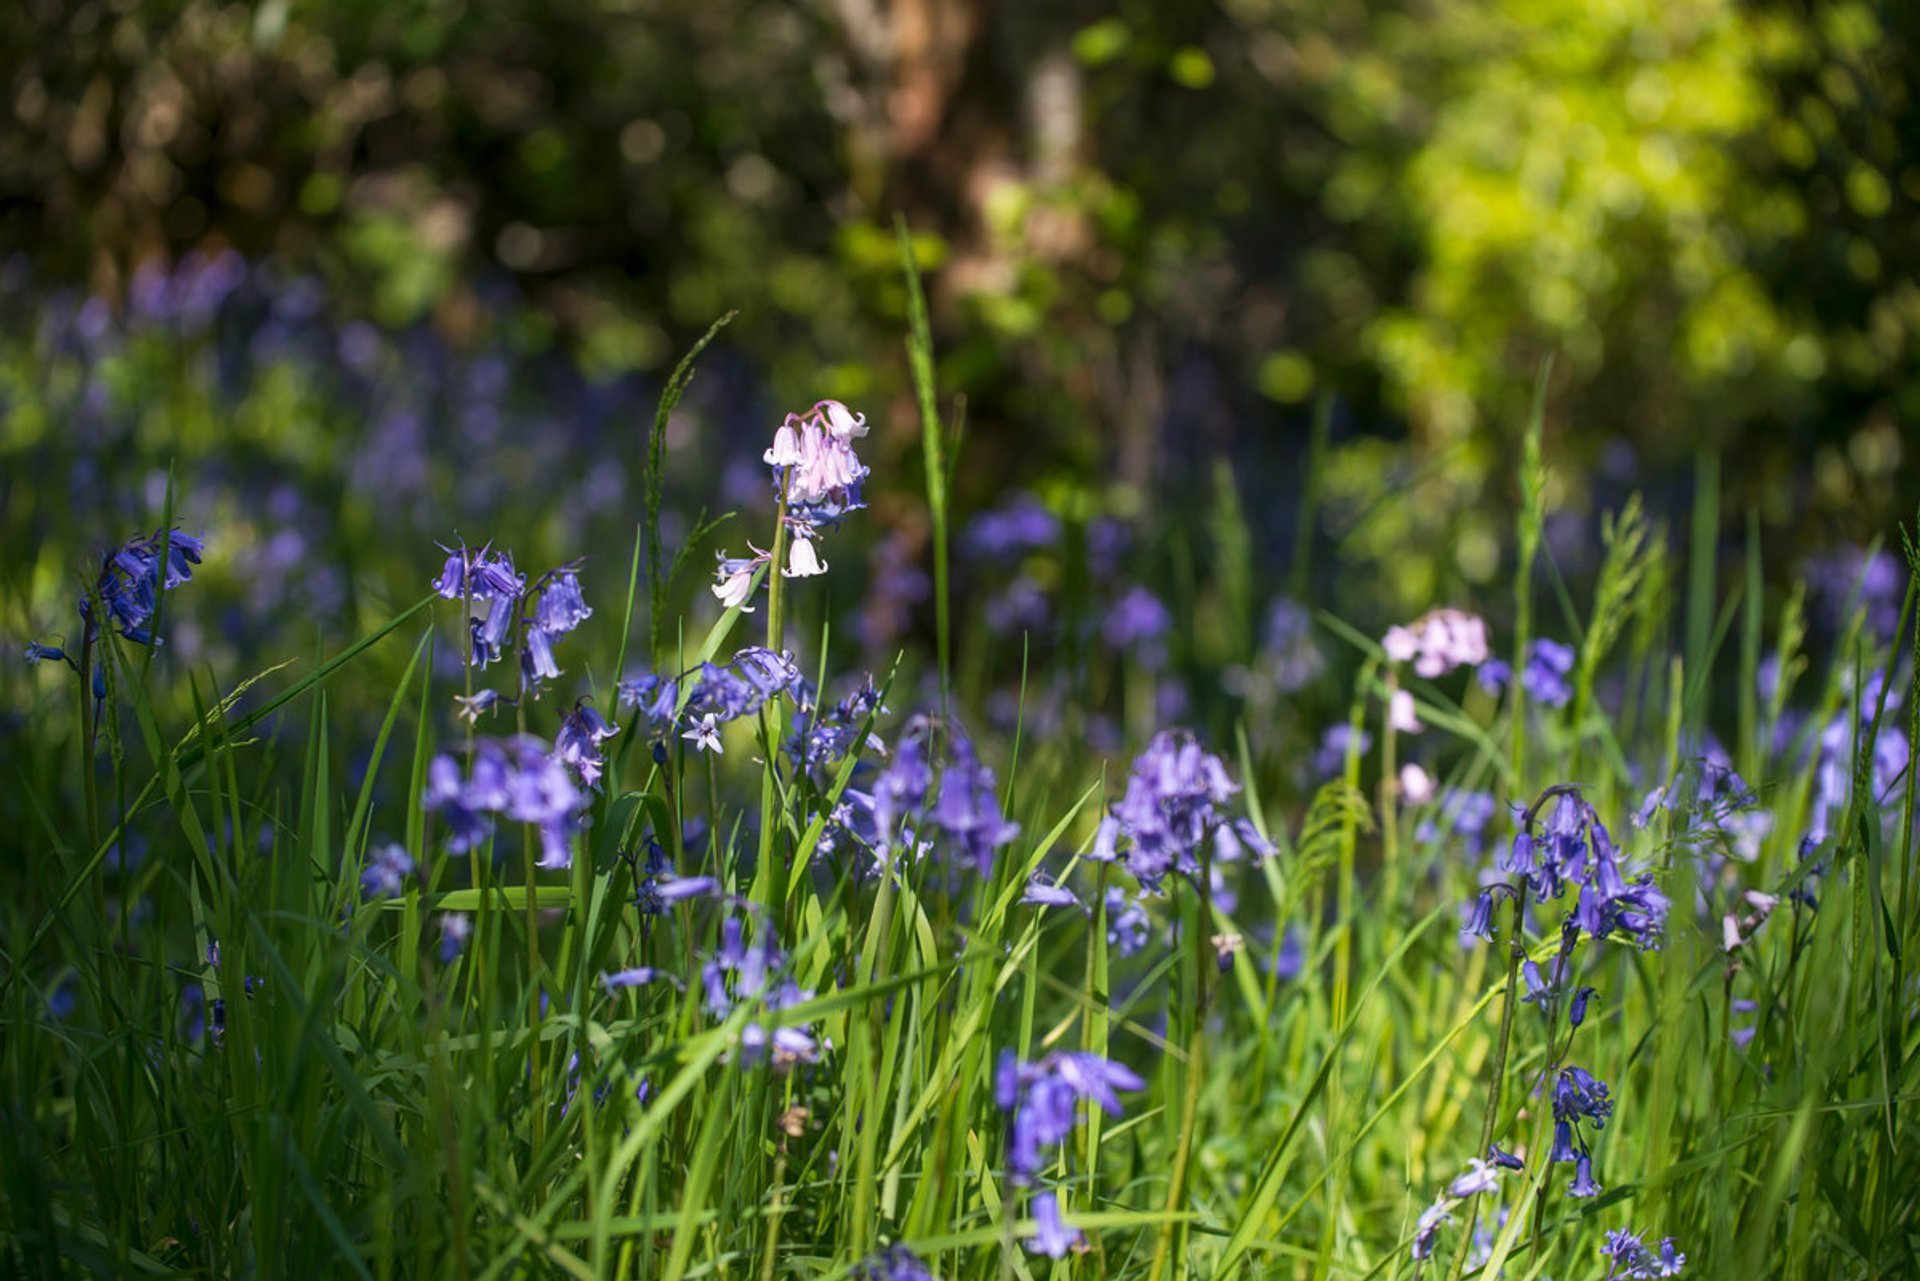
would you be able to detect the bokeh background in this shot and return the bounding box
[3,0,1915,678]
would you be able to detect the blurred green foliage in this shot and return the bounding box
[2,0,1915,607]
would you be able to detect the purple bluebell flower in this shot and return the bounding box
[1263,598,1325,693]
[1103,587,1172,667]
[1568,1152,1603,1198]
[424,736,586,868]
[1411,1198,1450,1261]
[1022,874,1081,909]
[854,1244,935,1281]
[701,915,820,1071]
[439,913,473,963]
[986,576,1050,636]
[1569,986,1598,1027]
[1027,1190,1082,1258]
[996,1049,1144,1182]
[1601,1228,1687,1279]
[1446,1158,1502,1199]
[1477,639,1575,707]
[1460,889,1498,942]
[1311,724,1371,779]
[85,528,205,645]
[1414,789,1498,859]
[600,967,677,993]
[928,727,1020,876]
[1487,1143,1524,1171]
[1092,729,1249,893]
[1806,545,1905,640]
[792,674,888,768]
[1105,888,1151,956]
[24,641,72,668]
[734,647,802,702]
[359,842,414,900]
[554,701,620,788]
[531,566,592,635]
[453,689,506,723]
[962,493,1060,560]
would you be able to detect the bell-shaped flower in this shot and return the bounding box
[783,535,827,578]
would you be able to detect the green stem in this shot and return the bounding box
[1147,846,1214,1281]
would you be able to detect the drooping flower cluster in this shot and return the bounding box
[432,543,525,668]
[996,1050,1145,1257]
[37,528,206,666]
[701,915,820,1071]
[628,838,719,917]
[789,672,887,768]
[423,735,587,868]
[432,542,593,696]
[827,714,1019,878]
[619,646,806,756]
[853,1244,935,1281]
[1102,586,1172,667]
[552,701,620,788]
[1476,638,1576,707]
[712,400,869,607]
[1601,1227,1688,1278]
[359,842,415,900]
[1088,730,1273,893]
[1409,1148,1523,1263]
[1549,1065,1615,1197]
[1383,608,1490,678]
[1489,790,1671,951]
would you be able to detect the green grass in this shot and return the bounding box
[3,323,1919,1280]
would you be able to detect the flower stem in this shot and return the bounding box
[1148,847,1214,1281]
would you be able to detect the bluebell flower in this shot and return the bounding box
[453,689,507,723]
[683,714,724,754]
[1382,608,1490,678]
[522,625,562,684]
[1105,888,1151,957]
[928,727,1020,876]
[854,1244,935,1281]
[424,736,586,868]
[701,915,820,1072]
[1027,1190,1082,1258]
[1569,986,1598,1026]
[359,842,414,900]
[439,913,473,963]
[1411,1198,1450,1261]
[792,674,888,768]
[962,493,1060,560]
[1022,873,1081,909]
[554,701,620,787]
[600,967,678,993]
[1601,1229,1687,1279]
[85,528,204,645]
[1460,889,1499,942]
[1091,729,1251,893]
[1568,1152,1602,1198]
[1446,1158,1502,1199]
[531,566,592,635]
[1311,724,1371,779]
[1476,659,1512,695]
[1262,598,1325,693]
[985,576,1051,636]
[733,647,802,702]
[996,1049,1144,1182]
[617,670,681,726]
[1487,1143,1524,1170]
[1103,587,1172,667]
[24,641,71,667]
